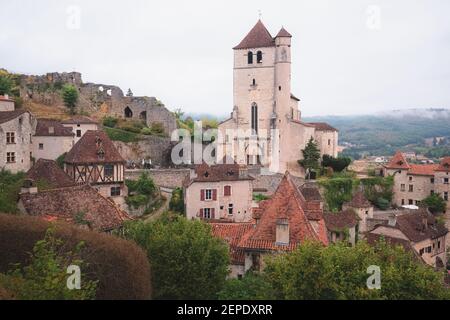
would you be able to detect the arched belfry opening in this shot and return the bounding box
[247,51,253,64]
[251,102,258,135]
[256,51,263,63]
[124,106,133,118]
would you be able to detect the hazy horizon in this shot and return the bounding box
[1,0,450,117]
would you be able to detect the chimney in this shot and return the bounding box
[239,165,248,178]
[276,218,289,245]
[422,216,428,230]
[388,214,397,227]
[20,179,38,194]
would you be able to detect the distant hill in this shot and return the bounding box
[304,108,450,159]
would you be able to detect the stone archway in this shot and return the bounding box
[139,111,147,121]
[124,106,133,118]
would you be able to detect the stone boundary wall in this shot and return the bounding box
[125,169,190,189]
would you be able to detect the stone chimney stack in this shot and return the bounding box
[388,214,397,227]
[422,216,428,230]
[276,218,289,244]
[20,179,38,194]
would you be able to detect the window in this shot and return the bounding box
[256,51,263,63]
[124,106,133,118]
[328,139,331,146]
[409,176,413,182]
[251,102,258,134]
[431,178,435,184]
[408,199,413,205]
[111,186,121,197]
[104,164,114,177]
[252,78,256,86]
[278,85,282,91]
[6,152,15,163]
[39,143,44,150]
[400,184,406,191]
[18,117,22,125]
[409,185,414,192]
[365,210,369,215]
[76,130,82,137]
[438,241,441,249]
[224,185,231,196]
[401,199,405,205]
[444,192,449,201]
[431,190,435,195]
[419,248,424,256]
[228,203,234,215]
[444,178,449,184]
[247,51,253,64]
[203,208,212,219]
[426,246,432,254]
[205,189,213,200]
[6,132,15,144]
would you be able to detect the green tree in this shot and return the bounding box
[169,187,184,214]
[218,273,273,300]
[298,137,321,174]
[422,193,447,214]
[0,228,97,300]
[62,84,79,114]
[0,74,13,95]
[119,214,230,299]
[322,155,352,172]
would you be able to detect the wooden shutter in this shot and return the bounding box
[200,208,204,218]
[224,185,231,196]
[212,189,217,201]
[200,189,205,201]
[211,208,215,219]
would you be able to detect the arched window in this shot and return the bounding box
[124,106,133,118]
[247,51,253,64]
[252,78,256,86]
[139,111,147,121]
[251,102,258,134]
[257,51,263,63]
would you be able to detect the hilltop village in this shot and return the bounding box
[1,20,449,300]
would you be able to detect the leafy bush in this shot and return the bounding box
[375,197,390,210]
[126,173,157,209]
[0,73,13,95]
[318,177,356,212]
[422,193,447,214]
[0,170,25,213]
[218,273,273,300]
[104,127,138,143]
[322,155,352,172]
[0,228,97,300]
[169,188,184,214]
[0,214,152,299]
[118,214,229,299]
[61,84,79,114]
[118,121,144,133]
[253,193,269,202]
[56,153,67,169]
[102,116,118,128]
[140,127,153,135]
[126,194,149,209]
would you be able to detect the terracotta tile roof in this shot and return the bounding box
[307,122,338,132]
[239,172,328,251]
[345,191,371,208]
[276,27,292,38]
[26,159,76,189]
[210,222,253,265]
[436,157,450,172]
[189,162,254,184]
[0,95,14,102]
[233,20,275,50]
[395,209,448,242]
[299,183,322,201]
[20,185,131,232]
[324,209,360,232]
[366,232,413,252]
[385,151,410,170]
[35,119,74,137]
[64,130,125,164]
[408,164,439,176]
[62,115,98,125]
[0,109,27,124]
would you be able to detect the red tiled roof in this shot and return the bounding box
[238,172,328,251]
[64,130,125,164]
[408,164,439,176]
[307,122,338,132]
[61,115,98,125]
[20,185,131,232]
[395,209,448,242]
[26,159,76,189]
[233,20,275,50]
[385,151,410,170]
[0,109,27,124]
[189,162,254,184]
[324,209,360,232]
[276,27,292,38]
[345,191,371,208]
[436,157,450,172]
[210,222,253,265]
[35,119,74,137]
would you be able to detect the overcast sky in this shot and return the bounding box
[1,0,449,117]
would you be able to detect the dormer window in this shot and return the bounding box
[204,171,209,178]
[256,51,263,63]
[247,51,253,64]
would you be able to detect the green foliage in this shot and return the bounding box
[375,198,390,210]
[298,137,321,172]
[102,116,118,128]
[0,169,25,213]
[169,187,184,214]
[360,176,394,208]
[246,241,450,300]
[125,173,157,209]
[119,214,230,299]
[118,120,144,133]
[253,193,270,202]
[126,194,149,209]
[422,193,447,214]
[0,228,97,300]
[56,153,67,169]
[61,84,79,114]
[104,127,139,143]
[318,177,356,212]
[322,155,352,172]
[0,73,14,95]
[218,273,273,300]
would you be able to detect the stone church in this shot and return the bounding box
[217,20,338,177]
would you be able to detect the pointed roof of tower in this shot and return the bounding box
[276,27,292,38]
[385,151,410,170]
[233,20,275,50]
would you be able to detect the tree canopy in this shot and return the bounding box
[298,137,321,174]
[61,84,79,114]
[422,193,447,214]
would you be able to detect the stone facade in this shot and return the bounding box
[217,21,338,177]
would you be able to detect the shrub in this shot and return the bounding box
[422,193,447,214]
[0,214,152,299]
[253,193,269,202]
[150,122,166,136]
[103,116,118,128]
[61,84,79,115]
[0,170,25,214]
[322,155,352,172]
[104,127,138,143]
[169,188,184,214]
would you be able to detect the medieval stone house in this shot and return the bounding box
[61,115,99,144]
[217,20,338,177]
[32,119,74,161]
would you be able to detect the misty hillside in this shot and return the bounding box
[304,108,450,159]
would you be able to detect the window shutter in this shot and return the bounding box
[213,189,217,201]
[224,186,231,196]
[200,189,205,201]
[211,208,215,219]
[200,208,204,218]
